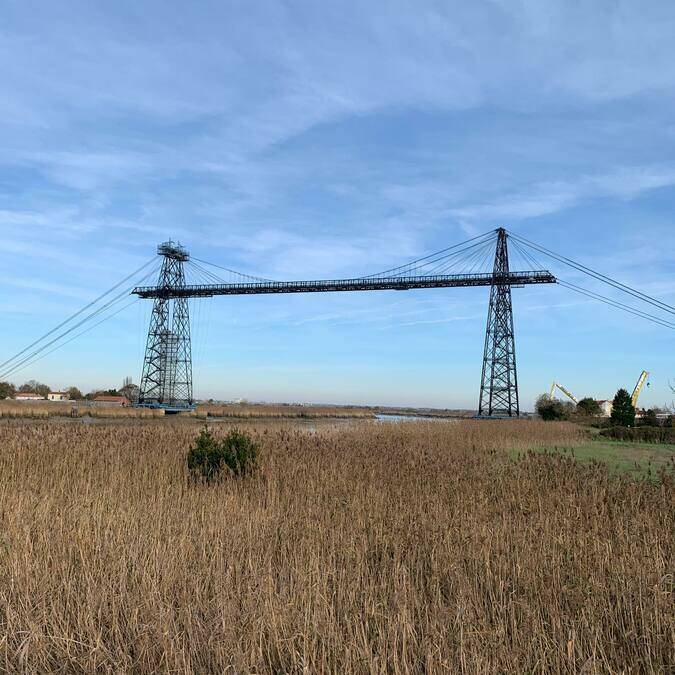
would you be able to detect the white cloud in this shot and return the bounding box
[449,164,675,224]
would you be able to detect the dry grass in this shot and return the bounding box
[0,401,165,419]
[196,403,375,419]
[0,420,671,673]
[0,401,374,420]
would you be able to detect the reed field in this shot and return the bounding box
[0,401,375,420]
[0,419,671,673]
[195,403,375,419]
[0,401,165,419]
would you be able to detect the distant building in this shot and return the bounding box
[48,392,69,402]
[598,400,613,417]
[92,395,131,407]
[14,392,44,401]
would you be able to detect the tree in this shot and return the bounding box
[577,397,601,417]
[535,394,571,421]
[120,380,140,403]
[19,380,50,398]
[640,408,659,427]
[610,388,635,427]
[67,386,83,400]
[0,381,16,399]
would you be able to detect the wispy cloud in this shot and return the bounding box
[449,164,675,223]
[0,0,673,405]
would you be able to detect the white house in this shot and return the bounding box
[48,392,69,402]
[598,400,613,417]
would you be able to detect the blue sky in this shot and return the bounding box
[0,0,673,410]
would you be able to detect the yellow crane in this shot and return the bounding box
[549,381,579,404]
[631,370,650,408]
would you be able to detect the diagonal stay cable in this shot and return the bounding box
[0,263,160,380]
[191,256,274,283]
[441,239,491,275]
[557,279,675,330]
[510,237,549,273]
[0,267,158,380]
[377,232,497,278]
[401,235,497,277]
[0,256,158,373]
[187,260,225,285]
[363,230,496,278]
[422,237,496,276]
[510,236,674,330]
[460,238,498,275]
[3,297,143,380]
[509,232,675,316]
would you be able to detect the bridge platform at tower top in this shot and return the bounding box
[132,270,556,299]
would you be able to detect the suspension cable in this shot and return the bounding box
[509,235,674,329]
[509,232,675,316]
[0,256,158,374]
[3,297,143,379]
[364,230,496,278]
[557,280,675,330]
[0,262,160,380]
[421,237,496,276]
[191,256,274,283]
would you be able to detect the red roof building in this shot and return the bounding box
[92,395,131,407]
[14,392,45,401]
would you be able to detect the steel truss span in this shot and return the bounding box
[134,230,556,415]
[132,270,555,299]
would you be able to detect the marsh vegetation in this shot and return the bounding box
[0,420,671,672]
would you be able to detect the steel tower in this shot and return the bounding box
[478,228,519,417]
[134,229,550,415]
[138,241,193,409]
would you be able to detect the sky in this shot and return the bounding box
[0,0,673,410]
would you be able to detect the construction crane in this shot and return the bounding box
[549,381,579,404]
[631,370,650,408]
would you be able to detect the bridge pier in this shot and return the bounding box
[478,228,519,417]
[138,242,194,409]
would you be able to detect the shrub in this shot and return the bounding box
[637,409,659,427]
[577,397,601,416]
[599,425,675,444]
[187,427,259,481]
[535,395,574,421]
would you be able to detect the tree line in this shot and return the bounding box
[536,387,673,427]
[0,379,140,402]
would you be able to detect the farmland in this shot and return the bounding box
[0,419,671,672]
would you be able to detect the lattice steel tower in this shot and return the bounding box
[138,242,193,408]
[478,228,519,417]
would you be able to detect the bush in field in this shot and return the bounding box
[577,397,601,416]
[535,395,573,421]
[638,409,659,427]
[610,388,636,427]
[187,427,258,481]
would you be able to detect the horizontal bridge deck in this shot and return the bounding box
[133,270,556,299]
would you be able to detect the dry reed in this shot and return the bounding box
[198,403,375,419]
[0,401,374,420]
[0,402,165,419]
[0,420,671,673]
